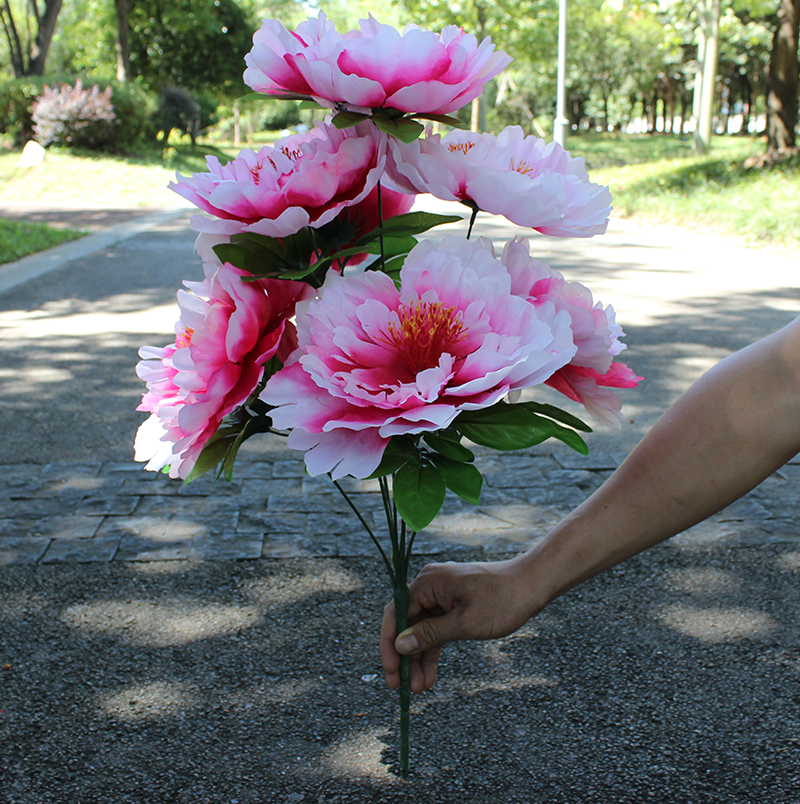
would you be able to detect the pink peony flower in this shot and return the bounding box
[260,236,577,479]
[169,121,387,237]
[244,13,512,116]
[501,237,641,427]
[385,126,612,237]
[134,259,312,478]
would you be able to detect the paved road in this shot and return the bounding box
[0,203,799,802]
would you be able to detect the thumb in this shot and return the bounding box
[395,610,463,655]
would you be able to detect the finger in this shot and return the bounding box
[380,600,400,682]
[419,647,440,691]
[395,609,464,655]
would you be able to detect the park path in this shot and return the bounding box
[1,201,799,565]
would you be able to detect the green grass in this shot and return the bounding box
[0,218,87,265]
[570,135,800,248]
[0,141,241,207]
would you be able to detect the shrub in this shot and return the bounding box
[152,87,202,145]
[0,77,49,144]
[32,81,116,149]
[0,77,158,151]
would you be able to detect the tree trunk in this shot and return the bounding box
[767,0,800,151]
[0,0,26,76]
[115,0,133,82]
[28,0,64,76]
[694,0,721,153]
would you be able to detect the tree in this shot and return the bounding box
[0,0,64,76]
[115,0,133,82]
[128,0,256,96]
[767,0,800,150]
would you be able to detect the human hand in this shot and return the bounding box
[380,556,539,692]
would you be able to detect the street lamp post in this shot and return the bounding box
[554,0,569,146]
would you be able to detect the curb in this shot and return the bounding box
[0,206,191,295]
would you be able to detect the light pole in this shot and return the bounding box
[554,0,569,145]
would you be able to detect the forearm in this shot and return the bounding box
[518,317,800,609]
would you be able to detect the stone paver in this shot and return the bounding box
[2,448,800,565]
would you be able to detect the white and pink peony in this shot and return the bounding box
[386,126,612,237]
[501,238,641,427]
[134,259,312,478]
[260,236,577,479]
[169,121,388,238]
[243,12,511,115]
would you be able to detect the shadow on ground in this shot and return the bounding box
[1,547,798,803]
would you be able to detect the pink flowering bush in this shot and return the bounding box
[170,121,388,237]
[244,12,511,116]
[134,259,311,478]
[261,236,577,479]
[501,238,641,427]
[386,126,612,237]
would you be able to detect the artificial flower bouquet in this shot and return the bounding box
[134,12,641,774]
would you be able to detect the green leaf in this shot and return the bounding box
[365,211,462,239]
[455,403,559,451]
[373,115,425,143]
[332,110,370,129]
[412,112,470,129]
[429,454,482,504]
[185,434,234,483]
[422,432,474,462]
[366,439,413,479]
[520,401,593,433]
[393,461,446,532]
[298,100,325,110]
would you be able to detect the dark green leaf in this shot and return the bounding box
[362,211,462,240]
[521,401,593,432]
[393,461,446,532]
[332,110,370,129]
[412,112,470,129]
[366,439,413,479]
[455,403,558,451]
[422,432,474,462]
[429,454,482,504]
[185,434,234,483]
[373,115,425,143]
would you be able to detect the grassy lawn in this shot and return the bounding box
[0,141,241,207]
[1,132,797,250]
[0,217,86,265]
[569,133,799,249]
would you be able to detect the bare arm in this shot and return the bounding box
[382,316,800,691]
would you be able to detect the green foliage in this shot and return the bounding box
[0,218,86,264]
[0,76,48,143]
[128,0,257,97]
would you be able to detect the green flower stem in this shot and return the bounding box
[393,580,411,775]
[466,204,479,240]
[377,181,386,272]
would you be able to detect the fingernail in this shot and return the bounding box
[396,633,419,654]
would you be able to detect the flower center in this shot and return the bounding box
[175,327,194,348]
[510,158,535,177]
[448,140,476,155]
[382,301,466,374]
[250,161,264,185]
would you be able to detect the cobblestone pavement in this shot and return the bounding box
[3,445,800,566]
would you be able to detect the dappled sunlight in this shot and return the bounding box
[242,566,363,608]
[225,679,320,708]
[61,599,263,647]
[0,303,177,340]
[657,604,777,643]
[321,727,394,780]
[661,567,742,595]
[778,551,800,573]
[100,680,200,723]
